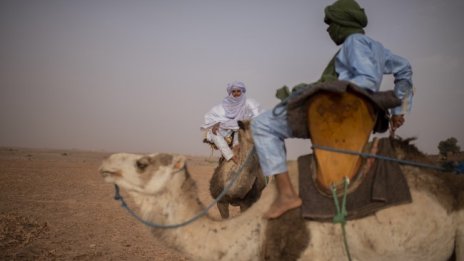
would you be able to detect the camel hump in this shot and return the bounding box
[307,90,376,191]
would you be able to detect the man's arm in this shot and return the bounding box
[383,50,413,132]
[385,52,414,116]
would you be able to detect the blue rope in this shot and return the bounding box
[312,144,446,172]
[113,146,256,229]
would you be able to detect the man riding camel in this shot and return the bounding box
[251,0,414,219]
[202,81,263,164]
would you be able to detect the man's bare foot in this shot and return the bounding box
[263,196,302,219]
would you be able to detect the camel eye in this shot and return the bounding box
[136,157,150,172]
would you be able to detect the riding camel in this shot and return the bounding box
[209,121,266,219]
[99,122,464,260]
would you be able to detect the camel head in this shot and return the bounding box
[390,137,431,163]
[237,120,255,151]
[99,153,188,195]
[237,120,252,140]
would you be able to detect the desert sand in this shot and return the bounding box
[0,147,238,260]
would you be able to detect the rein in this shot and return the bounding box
[312,144,446,171]
[113,146,256,229]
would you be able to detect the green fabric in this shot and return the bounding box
[275,85,290,101]
[327,23,364,45]
[325,0,367,45]
[324,0,367,28]
[317,52,339,83]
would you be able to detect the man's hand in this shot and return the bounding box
[390,114,405,132]
[212,123,220,135]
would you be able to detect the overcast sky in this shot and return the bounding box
[1,0,463,159]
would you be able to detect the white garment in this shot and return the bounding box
[201,98,263,159]
[205,129,238,160]
[201,98,262,131]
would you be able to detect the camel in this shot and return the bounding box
[99,136,464,260]
[209,120,267,219]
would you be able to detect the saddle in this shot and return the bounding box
[307,90,375,192]
[289,82,412,220]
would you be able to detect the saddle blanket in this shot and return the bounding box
[299,138,412,221]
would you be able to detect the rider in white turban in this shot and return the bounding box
[201,81,263,163]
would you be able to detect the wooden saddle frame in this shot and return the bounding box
[307,90,377,192]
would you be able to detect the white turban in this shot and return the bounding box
[201,81,252,131]
[226,81,247,95]
[221,81,247,129]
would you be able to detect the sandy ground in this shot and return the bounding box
[0,147,239,260]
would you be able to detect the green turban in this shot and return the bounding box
[324,0,368,45]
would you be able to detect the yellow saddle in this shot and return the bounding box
[307,90,376,192]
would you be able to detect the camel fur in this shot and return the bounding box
[209,120,266,218]
[99,137,464,261]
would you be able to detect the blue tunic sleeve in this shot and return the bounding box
[335,34,413,115]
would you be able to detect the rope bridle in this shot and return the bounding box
[113,146,256,229]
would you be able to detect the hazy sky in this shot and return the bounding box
[1,0,463,159]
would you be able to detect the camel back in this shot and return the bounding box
[307,90,376,191]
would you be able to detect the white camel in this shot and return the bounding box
[99,140,464,261]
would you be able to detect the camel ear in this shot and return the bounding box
[238,120,246,130]
[172,155,187,171]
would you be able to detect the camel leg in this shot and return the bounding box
[217,202,230,219]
